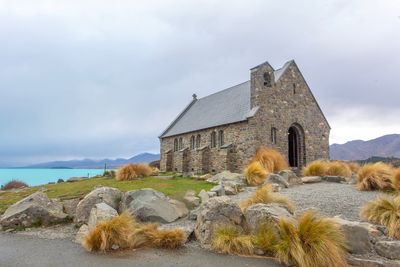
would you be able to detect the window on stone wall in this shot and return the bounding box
[271,127,277,144]
[190,136,195,149]
[293,83,296,94]
[218,130,224,147]
[174,138,178,152]
[196,134,201,148]
[263,72,272,87]
[210,131,217,148]
[178,137,183,150]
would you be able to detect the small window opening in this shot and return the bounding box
[271,127,277,144]
[210,131,217,148]
[218,130,224,147]
[293,83,296,94]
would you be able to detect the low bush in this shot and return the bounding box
[82,212,186,252]
[254,211,348,267]
[303,160,328,177]
[240,184,294,213]
[347,162,361,173]
[116,163,153,181]
[357,162,394,191]
[103,170,116,178]
[244,161,268,186]
[392,169,400,192]
[2,180,29,190]
[361,195,400,239]
[212,224,254,255]
[253,147,288,173]
[326,161,352,178]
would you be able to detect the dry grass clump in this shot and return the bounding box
[212,224,254,255]
[347,162,361,173]
[116,163,153,181]
[357,162,394,191]
[361,195,400,239]
[244,147,288,186]
[303,160,328,177]
[244,161,268,186]
[392,169,400,192]
[2,180,29,190]
[240,184,294,214]
[253,211,348,267]
[82,212,186,252]
[326,161,352,178]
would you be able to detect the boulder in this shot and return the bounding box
[206,171,246,188]
[75,187,122,224]
[188,206,202,221]
[322,176,347,183]
[278,170,303,186]
[195,196,242,245]
[210,184,225,196]
[207,191,217,198]
[301,176,322,183]
[270,183,282,192]
[265,173,290,188]
[346,255,391,267]
[375,241,400,260]
[183,190,200,207]
[244,203,294,233]
[333,217,374,254]
[224,184,239,195]
[198,190,209,203]
[62,198,80,219]
[159,220,196,242]
[0,191,68,229]
[119,189,188,223]
[88,203,118,230]
[75,224,89,244]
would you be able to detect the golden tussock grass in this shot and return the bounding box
[347,162,361,173]
[357,162,394,191]
[254,211,348,267]
[326,161,352,178]
[240,184,295,214]
[303,160,328,177]
[212,224,254,255]
[392,169,400,192]
[244,161,268,186]
[116,163,153,181]
[82,212,186,252]
[361,195,400,239]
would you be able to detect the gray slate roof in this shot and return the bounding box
[160,81,252,138]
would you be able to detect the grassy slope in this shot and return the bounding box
[0,176,214,215]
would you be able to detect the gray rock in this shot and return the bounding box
[183,191,200,207]
[375,241,400,260]
[159,220,196,242]
[207,171,246,188]
[207,191,217,198]
[188,206,202,221]
[346,255,400,267]
[75,224,89,244]
[0,191,68,229]
[198,190,209,203]
[62,198,80,219]
[119,189,188,223]
[244,203,294,233]
[322,176,347,183]
[278,170,303,186]
[333,217,373,255]
[224,184,239,195]
[301,176,322,183]
[210,184,225,196]
[265,173,289,188]
[75,187,122,224]
[88,203,118,230]
[195,196,242,245]
[270,183,282,192]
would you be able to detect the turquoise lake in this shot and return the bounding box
[0,169,104,187]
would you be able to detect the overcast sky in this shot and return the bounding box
[0,0,399,165]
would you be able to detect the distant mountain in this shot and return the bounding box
[330,134,400,161]
[25,153,160,169]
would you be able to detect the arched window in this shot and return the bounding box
[271,127,277,144]
[178,137,183,150]
[218,130,224,147]
[263,72,272,87]
[293,83,296,94]
[210,131,217,148]
[190,136,195,149]
[173,138,178,152]
[196,134,201,148]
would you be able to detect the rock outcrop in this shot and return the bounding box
[87,203,118,230]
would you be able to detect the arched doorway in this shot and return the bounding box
[288,124,305,168]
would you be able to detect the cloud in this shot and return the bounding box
[0,0,399,165]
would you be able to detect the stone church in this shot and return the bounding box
[159,60,330,174]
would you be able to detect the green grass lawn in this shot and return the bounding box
[0,176,214,215]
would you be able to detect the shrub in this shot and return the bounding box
[357,162,394,191]
[103,170,116,178]
[361,195,400,239]
[347,162,361,173]
[244,161,268,186]
[116,163,153,181]
[303,160,328,177]
[326,161,352,178]
[2,180,29,190]
[212,224,254,255]
[83,212,135,252]
[146,228,186,249]
[253,147,288,173]
[240,184,294,213]
[254,211,348,267]
[392,169,400,191]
